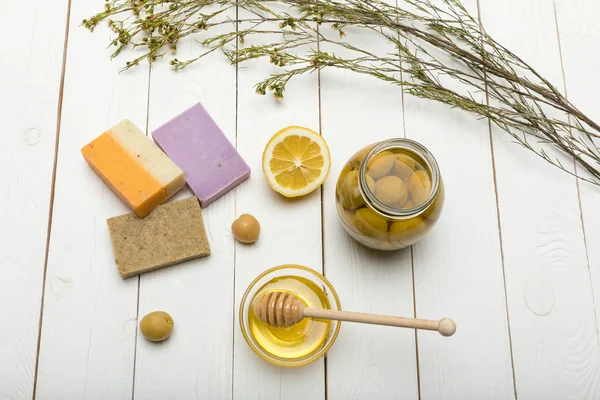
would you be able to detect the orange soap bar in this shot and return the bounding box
[82,120,185,217]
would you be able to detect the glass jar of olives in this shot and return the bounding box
[335,138,444,251]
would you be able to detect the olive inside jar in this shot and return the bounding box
[335,139,444,251]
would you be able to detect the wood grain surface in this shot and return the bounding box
[319,2,419,396]
[33,0,148,397]
[407,1,515,397]
[479,1,599,399]
[131,8,237,398]
[232,8,325,400]
[0,0,69,398]
[1,0,599,399]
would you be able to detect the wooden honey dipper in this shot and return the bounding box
[254,291,456,336]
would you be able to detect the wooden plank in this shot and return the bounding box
[34,0,148,397]
[403,0,515,398]
[554,0,600,396]
[133,20,237,399]
[232,15,326,400]
[555,0,600,333]
[479,0,599,398]
[319,6,419,399]
[0,0,69,398]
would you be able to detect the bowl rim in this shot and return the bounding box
[239,264,342,367]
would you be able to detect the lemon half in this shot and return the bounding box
[262,126,331,197]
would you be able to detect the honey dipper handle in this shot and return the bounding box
[303,308,456,336]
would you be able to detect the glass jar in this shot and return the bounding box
[239,265,342,367]
[335,138,444,250]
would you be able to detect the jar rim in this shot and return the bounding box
[358,138,441,219]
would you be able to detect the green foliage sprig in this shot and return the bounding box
[84,0,600,184]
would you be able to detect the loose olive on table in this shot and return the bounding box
[139,311,174,342]
[335,139,444,251]
[232,214,261,243]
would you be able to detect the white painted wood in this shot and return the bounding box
[555,0,600,335]
[319,7,419,399]
[232,15,325,400]
[402,0,515,398]
[7,0,600,397]
[0,0,69,398]
[134,19,237,399]
[479,0,600,398]
[553,0,600,396]
[34,0,148,397]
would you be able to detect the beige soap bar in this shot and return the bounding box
[107,197,210,278]
[82,120,185,217]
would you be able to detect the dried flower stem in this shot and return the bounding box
[84,0,600,184]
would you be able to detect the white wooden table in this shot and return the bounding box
[3,0,600,398]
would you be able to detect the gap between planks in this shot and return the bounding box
[315,15,330,400]
[231,7,240,399]
[474,0,518,398]
[130,62,153,400]
[32,0,73,398]
[394,0,420,396]
[551,0,599,341]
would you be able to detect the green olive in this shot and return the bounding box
[232,214,261,243]
[341,171,363,209]
[367,151,395,180]
[341,171,375,209]
[336,164,351,197]
[354,145,375,163]
[377,240,396,251]
[393,154,418,180]
[389,217,424,234]
[353,207,388,237]
[421,181,444,224]
[389,217,426,246]
[401,199,416,209]
[366,174,376,193]
[374,175,408,208]
[347,145,374,171]
[408,170,432,206]
[140,311,174,342]
[338,206,355,228]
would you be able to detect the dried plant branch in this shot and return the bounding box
[84,0,600,184]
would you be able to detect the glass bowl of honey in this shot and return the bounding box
[335,138,444,250]
[239,265,341,367]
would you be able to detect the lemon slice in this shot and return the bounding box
[262,126,331,197]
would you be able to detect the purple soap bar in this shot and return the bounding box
[152,103,250,207]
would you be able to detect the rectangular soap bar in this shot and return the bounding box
[152,103,250,207]
[107,196,210,279]
[82,120,186,217]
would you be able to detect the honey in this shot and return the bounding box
[249,275,331,359]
